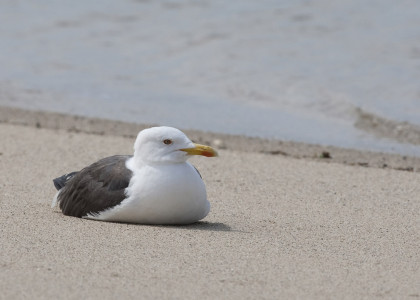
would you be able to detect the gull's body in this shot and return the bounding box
[52,126,217,224]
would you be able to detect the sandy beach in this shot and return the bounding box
[0,108,419,299]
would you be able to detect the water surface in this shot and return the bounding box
[1,0,420,155]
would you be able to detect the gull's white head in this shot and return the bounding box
[133,126,218,164]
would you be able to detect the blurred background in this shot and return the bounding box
[1,0,420,155]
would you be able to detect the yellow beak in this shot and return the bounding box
[180,143,218,157]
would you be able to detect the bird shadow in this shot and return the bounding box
[173,221,232,232]
[54,211,235,232]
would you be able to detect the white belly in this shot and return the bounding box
[86,162,210,224]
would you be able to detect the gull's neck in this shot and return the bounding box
[127,154,187,171]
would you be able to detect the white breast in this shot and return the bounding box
[86,160,210,224]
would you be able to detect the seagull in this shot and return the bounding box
[51,126,218,224]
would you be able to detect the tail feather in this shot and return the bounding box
[52,172,78,208]
[53,172,78,190]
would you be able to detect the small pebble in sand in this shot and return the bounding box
[320,151,331,159]
[213,139,227,149]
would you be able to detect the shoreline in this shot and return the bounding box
[1,105,419,172]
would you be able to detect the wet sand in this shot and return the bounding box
[0,108,419,299]
[1,106,420,172]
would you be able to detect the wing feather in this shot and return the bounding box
[57,155,133,218]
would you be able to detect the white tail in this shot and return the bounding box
[51,191,61,208]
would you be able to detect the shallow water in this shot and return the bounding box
[1,0,420,156]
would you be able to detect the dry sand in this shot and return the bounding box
[0,110,419,299]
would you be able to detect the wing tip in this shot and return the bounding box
[53,172,78,190]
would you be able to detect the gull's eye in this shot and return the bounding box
[163,139,173,145]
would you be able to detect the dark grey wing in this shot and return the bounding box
[57,155,133,218]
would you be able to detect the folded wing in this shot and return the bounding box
[56,155,133,218]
